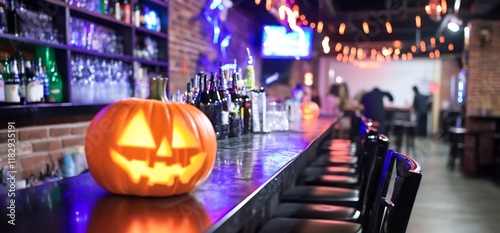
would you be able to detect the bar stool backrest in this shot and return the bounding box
[368,150,422,233]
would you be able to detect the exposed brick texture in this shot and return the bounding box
[50,127,71,137]
[463,20,500,174]
[0,122,90,180]
[168,0,262,93]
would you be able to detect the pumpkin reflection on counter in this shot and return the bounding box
[300,101,320,119]
[85,78,217,197]
[87,194,211,233]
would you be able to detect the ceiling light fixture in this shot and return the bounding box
[447,22,459,32]
[415,16,422,28]
[386,22,392,34]
[363,21,369,34]
[339,23,346,35]
[411,45,417,52]
[317,21,323,33]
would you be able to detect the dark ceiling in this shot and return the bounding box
[234,0,500,56]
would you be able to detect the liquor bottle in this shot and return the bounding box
[185,81,192,105]
[0,0,8,33]
[238,69,252,134]
[110,0,121,20]
[228,72,242,137]
[120,0,131,24]
[218,66,230,139]
[100,0,109,15]
[38,47,63,103]
[209,72,223,139]
[5,54,20,104]
[15,52,26,105]
[0,55,4,103]
[37,57,50,103]
[6,0,18,36]
[133,3,140,27]
[244,48,255,90]
[25,60,42,103]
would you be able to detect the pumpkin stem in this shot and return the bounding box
[158,77,169,102]
[148,78,159,100]
[147,77,170,102]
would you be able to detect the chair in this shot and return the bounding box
[258,150,422,233]
[273,134,390,224]
[279,127,378,207]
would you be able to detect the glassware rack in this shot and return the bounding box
[0,0,169,117]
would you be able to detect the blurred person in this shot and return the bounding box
[322,84,341,116]
[360,87,394,135]
[310,86,321,107]
[412,86,429,137]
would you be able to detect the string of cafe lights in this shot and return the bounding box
[256,0,455,66]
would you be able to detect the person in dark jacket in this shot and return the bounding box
[360,87,394,134]
[412,86,429,136]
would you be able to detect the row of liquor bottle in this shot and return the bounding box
[174,68,267,139]
[0,49,63,105]
[67,0,163,32]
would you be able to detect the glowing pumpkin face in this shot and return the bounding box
[85,98,217,197]
[87,194,211,233]
[300,102,320,119]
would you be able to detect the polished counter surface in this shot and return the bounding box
[0,117,335,233]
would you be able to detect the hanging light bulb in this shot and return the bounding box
[339,23,346,35]
[395,48,400,55]
[435,49,441,58]
[411,45,417,52]
[439,35,445,43]
[394,40,402,48]
[363,21,369,34]
[408,53,413,60]
[394,53,399,60]
[317,21,323,33]
[415,15,422,28]
[429,51,435,59]
[402,53,407,60]
[448,43,454,51]
[420,40,426,52]
[255,0,261,5]
[334,43,341,52]
[425,5,431,14]
[322,36,330,54]
[350,47,357,55]
[336,53,343,61]
[430,37,436,47]
[343,45,349,54]
[300,15,306,20]
[386,22,392,34]
[357,48,363,60]
[310,22,316,29]
[442,0,448,14]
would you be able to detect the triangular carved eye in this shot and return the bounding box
[172,115,200,148]
[118,110,156,148]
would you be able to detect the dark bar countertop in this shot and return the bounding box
[0,117,336,233]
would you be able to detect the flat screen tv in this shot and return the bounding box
[261,25,313,59]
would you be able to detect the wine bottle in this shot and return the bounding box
[7,0,18,36]
[209,72,223,139]
[228,72,242,137]
[5,54,20,104]
[239,72,252,134]
[218,66,230,139]
[25,60,42,103]
[0,0,8,33]
[16,51,26,105]
[0,55,5,103]
[185,81,192,105]
[37,58,50,103]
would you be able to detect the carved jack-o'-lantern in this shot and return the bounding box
[85,78,217,196]
[87,194,211,233]
[300,101,320,119]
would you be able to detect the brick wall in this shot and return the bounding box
[0,122,89,179]
[168,0,261,93]
[463,20,500,174]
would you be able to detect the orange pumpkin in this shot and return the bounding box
[85,78,217,197]
[87,194,211,233]
[300,101,320,119]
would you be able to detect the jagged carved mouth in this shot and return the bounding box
[111,149,207,186]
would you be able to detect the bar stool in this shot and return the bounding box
[448,127,482,171]
[392,120,416,157]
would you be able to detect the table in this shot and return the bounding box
[0,117,336,233]
[468,115,500,186]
